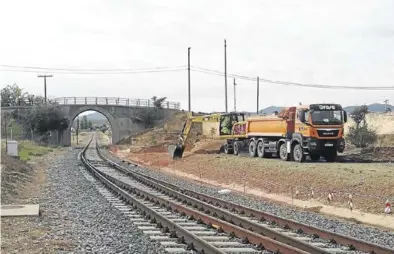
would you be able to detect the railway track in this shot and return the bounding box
[81,134,394,254]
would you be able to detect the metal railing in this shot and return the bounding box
[53,97,181,109]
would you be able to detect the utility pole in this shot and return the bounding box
[37,74,53,104]
[257,76,260,114]
[233,78,237,112]
[224,39,228,113]
[188,47,191,112]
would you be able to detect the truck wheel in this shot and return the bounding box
[224,144,234,154]
[249,140,257,157]
[324,150,337,162]
[279,143,290,161]
[257,141,265,158]
[234,141,240,155]
[293,143,306,163]
[310,154,320,161]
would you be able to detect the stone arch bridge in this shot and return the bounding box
[3,97,181,146]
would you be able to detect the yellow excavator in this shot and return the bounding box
[168,111,247,159]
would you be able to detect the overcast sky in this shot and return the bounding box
[1,0,394,112]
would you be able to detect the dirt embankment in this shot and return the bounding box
[110,112,394,216]
[1,152,35,203]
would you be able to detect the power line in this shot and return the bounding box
[191,66,256,80]
[0,67,187,75]
[190,66,394,90]
[0,64,187,72]
[2,63,394,90]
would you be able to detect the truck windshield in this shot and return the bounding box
[310,110,342,125]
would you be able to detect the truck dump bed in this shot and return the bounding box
[246,116,287,138]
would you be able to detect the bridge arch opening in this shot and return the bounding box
[67,106,120,147]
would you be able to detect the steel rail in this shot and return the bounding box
[93,141,322,253]
[96,141,394,254]
[81,136,226,254]
[84,137,309,254]
[100,163,307,254]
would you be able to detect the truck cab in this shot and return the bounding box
[296,104,347,161]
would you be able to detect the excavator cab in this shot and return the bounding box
[219,113,245,135]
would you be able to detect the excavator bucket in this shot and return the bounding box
[168,144,184,159]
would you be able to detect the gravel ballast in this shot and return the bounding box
[102,149,394,249]
[3,149,163,254]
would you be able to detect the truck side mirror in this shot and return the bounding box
[343,110,348,123]
[298,111,306,122]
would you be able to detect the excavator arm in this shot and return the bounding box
[168,112,204,159]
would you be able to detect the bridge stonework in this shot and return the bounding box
[2,97,181,146]
[59,97,180,146]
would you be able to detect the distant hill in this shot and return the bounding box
[259,106,284,114]
[259,103,393,114]
[76,112,108,125]
[343,103,393,113]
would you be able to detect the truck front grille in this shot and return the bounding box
[317,129,339,137]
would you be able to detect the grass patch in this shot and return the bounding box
[18,141,53,161]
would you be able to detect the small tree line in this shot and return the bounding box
[1,84,70,143]
[1,83,47,106]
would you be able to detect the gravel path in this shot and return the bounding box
[102,149,394,249]
[2,149,164,254]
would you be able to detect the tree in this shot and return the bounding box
[350,105,368,126]
[347,105,377,148]
[151,96,167,109]
[2,84,69,143]
[26,94,46,105]
[17,98,68,134]
[1,84,28,106]
[88,121,93,129]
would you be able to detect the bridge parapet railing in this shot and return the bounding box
[54,97,181,109]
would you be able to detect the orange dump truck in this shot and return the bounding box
[224,103,348,162]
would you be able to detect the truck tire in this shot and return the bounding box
[324,150,337,162]
[279,142,290,161]
[224,143,234,154]
[234,141,240,155]
[257,140,265,158]
[249,140,257,157]
[310,154,320,161]
[293,143,306,163]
